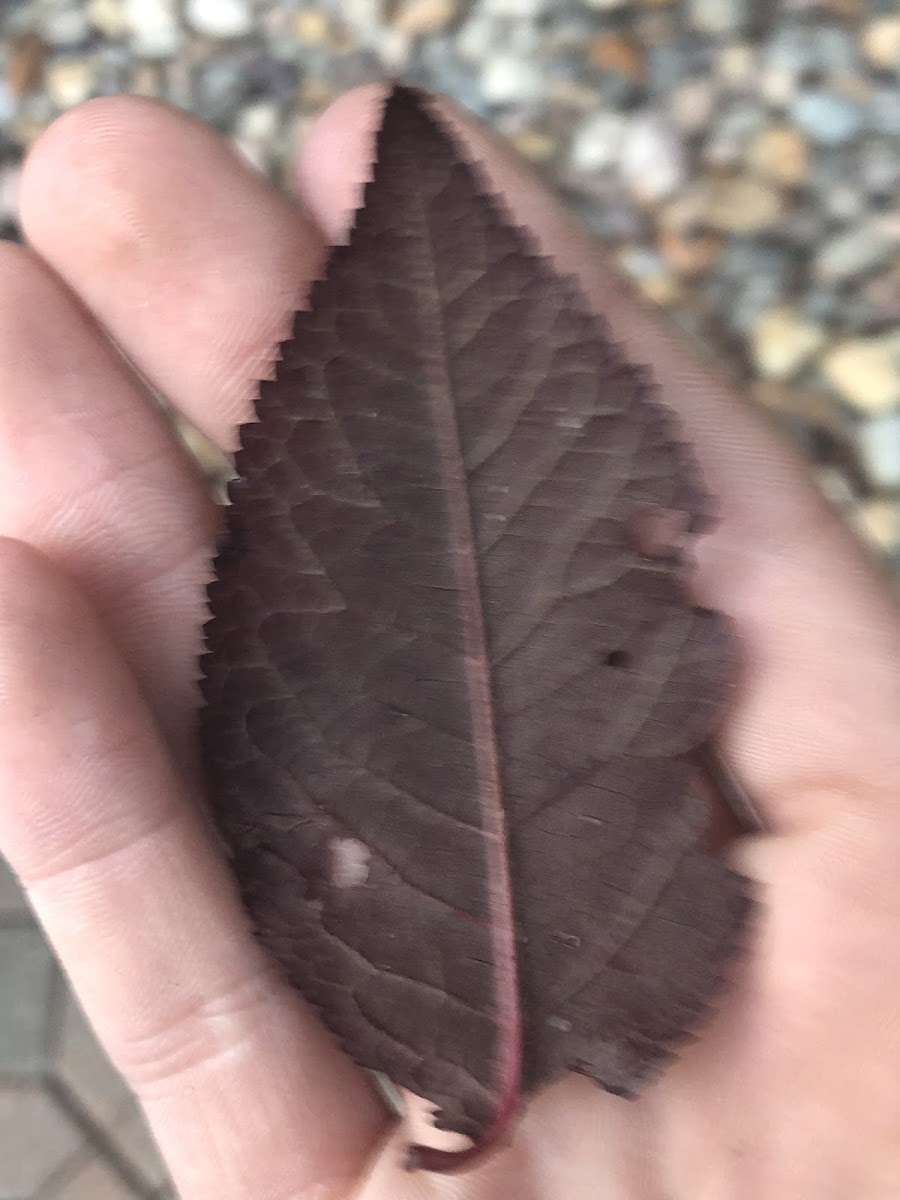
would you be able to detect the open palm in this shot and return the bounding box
[0,85,898,1200]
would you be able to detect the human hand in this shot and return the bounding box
[0,84,898,1199]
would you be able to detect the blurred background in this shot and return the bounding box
[0,1,898,1196]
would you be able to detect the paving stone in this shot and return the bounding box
[54,995,132,1128]
[0,927,54,1075]
[0,1084,84,1196]
[44,1152,140,1199]
[110,1100,168,1191]
[0,856,28,919]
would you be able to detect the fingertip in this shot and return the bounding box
[294,82,390,245]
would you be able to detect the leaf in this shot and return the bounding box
[199,85,752,1172]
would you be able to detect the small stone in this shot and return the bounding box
[858,412,900,491]
[510,128,556,163]
[129,60,161,96]
[861,16,900,71]
[706,175,783,233]
[616,247,680,306]
[236,100,279,144]
[688,0,750,35]
[393,0,457,37]
[816,465,857,512]
[671,78,716,132]
[824,184,866,223]
[703,102,766,167]
[186,0,253,39]
[375,26,412,71]
[41,7,91,47]
[292,8,330,44]
[640,272,681,307]
[791,90,864,145]
[862,266,900,327]
[854,499,899,554]
[748,125,809,186]
[481,56,540,104]
[570,110,626,173]
[588,34,646,83]
[861,139,900,196]
[822,338,900,414]
[6,32,46,98]
[717,43,757,85]
[125,0,181,57]
[45,57,95,108]
[814,224,897,282]
[87,0,128,37]
[752,306,825,380]
[813,24,859,75]
[658,224,723,276]
[870,88,900,137]
[620,111,685,204]
[482,0,551,13]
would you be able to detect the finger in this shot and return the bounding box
[0,537,389,1200]
[296,85,900,837]
[18,96,325,451]
[0,241,216,755]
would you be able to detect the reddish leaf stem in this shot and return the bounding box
[403,138,523,1171]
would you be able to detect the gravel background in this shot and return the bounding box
[0,0,898,573]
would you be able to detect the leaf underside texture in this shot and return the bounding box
[200,85,752,1168]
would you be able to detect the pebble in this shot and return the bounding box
[860,139,900,196]
[703,102,766,167]
[570,110,626,173]
[857,412,900,491]
[87,0,128,38]
[619,111,685,203]
[392,0,458,38]
[616,246,680,306]
[791,90,864,145]
[481,55,541,104]
[291,9,329,44]
[861,16,900,72]
[125,0,181,56]
[509,127,556,163]
[45,56,95,107]
[854,499,899,554]
[705,175,783,233]
[6,32,46,98]
[687,0,750,36]
[716,42,756,86]
[185,0,253,40]
[870,87,900,137]
[747,125,809,186]
[659,224,723,276]
[752,306,825,380]
[588,34,646,85]
[41,7,92,47]
[814,224,897,282]
[0,161,20,224]
[671,77,716,132]
[822,337,900,414]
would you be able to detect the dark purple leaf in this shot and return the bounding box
[199,85,752,1173]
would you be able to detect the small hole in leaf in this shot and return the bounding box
[605,650,631,669]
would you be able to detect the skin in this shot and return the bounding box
[0,83,898,1200]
